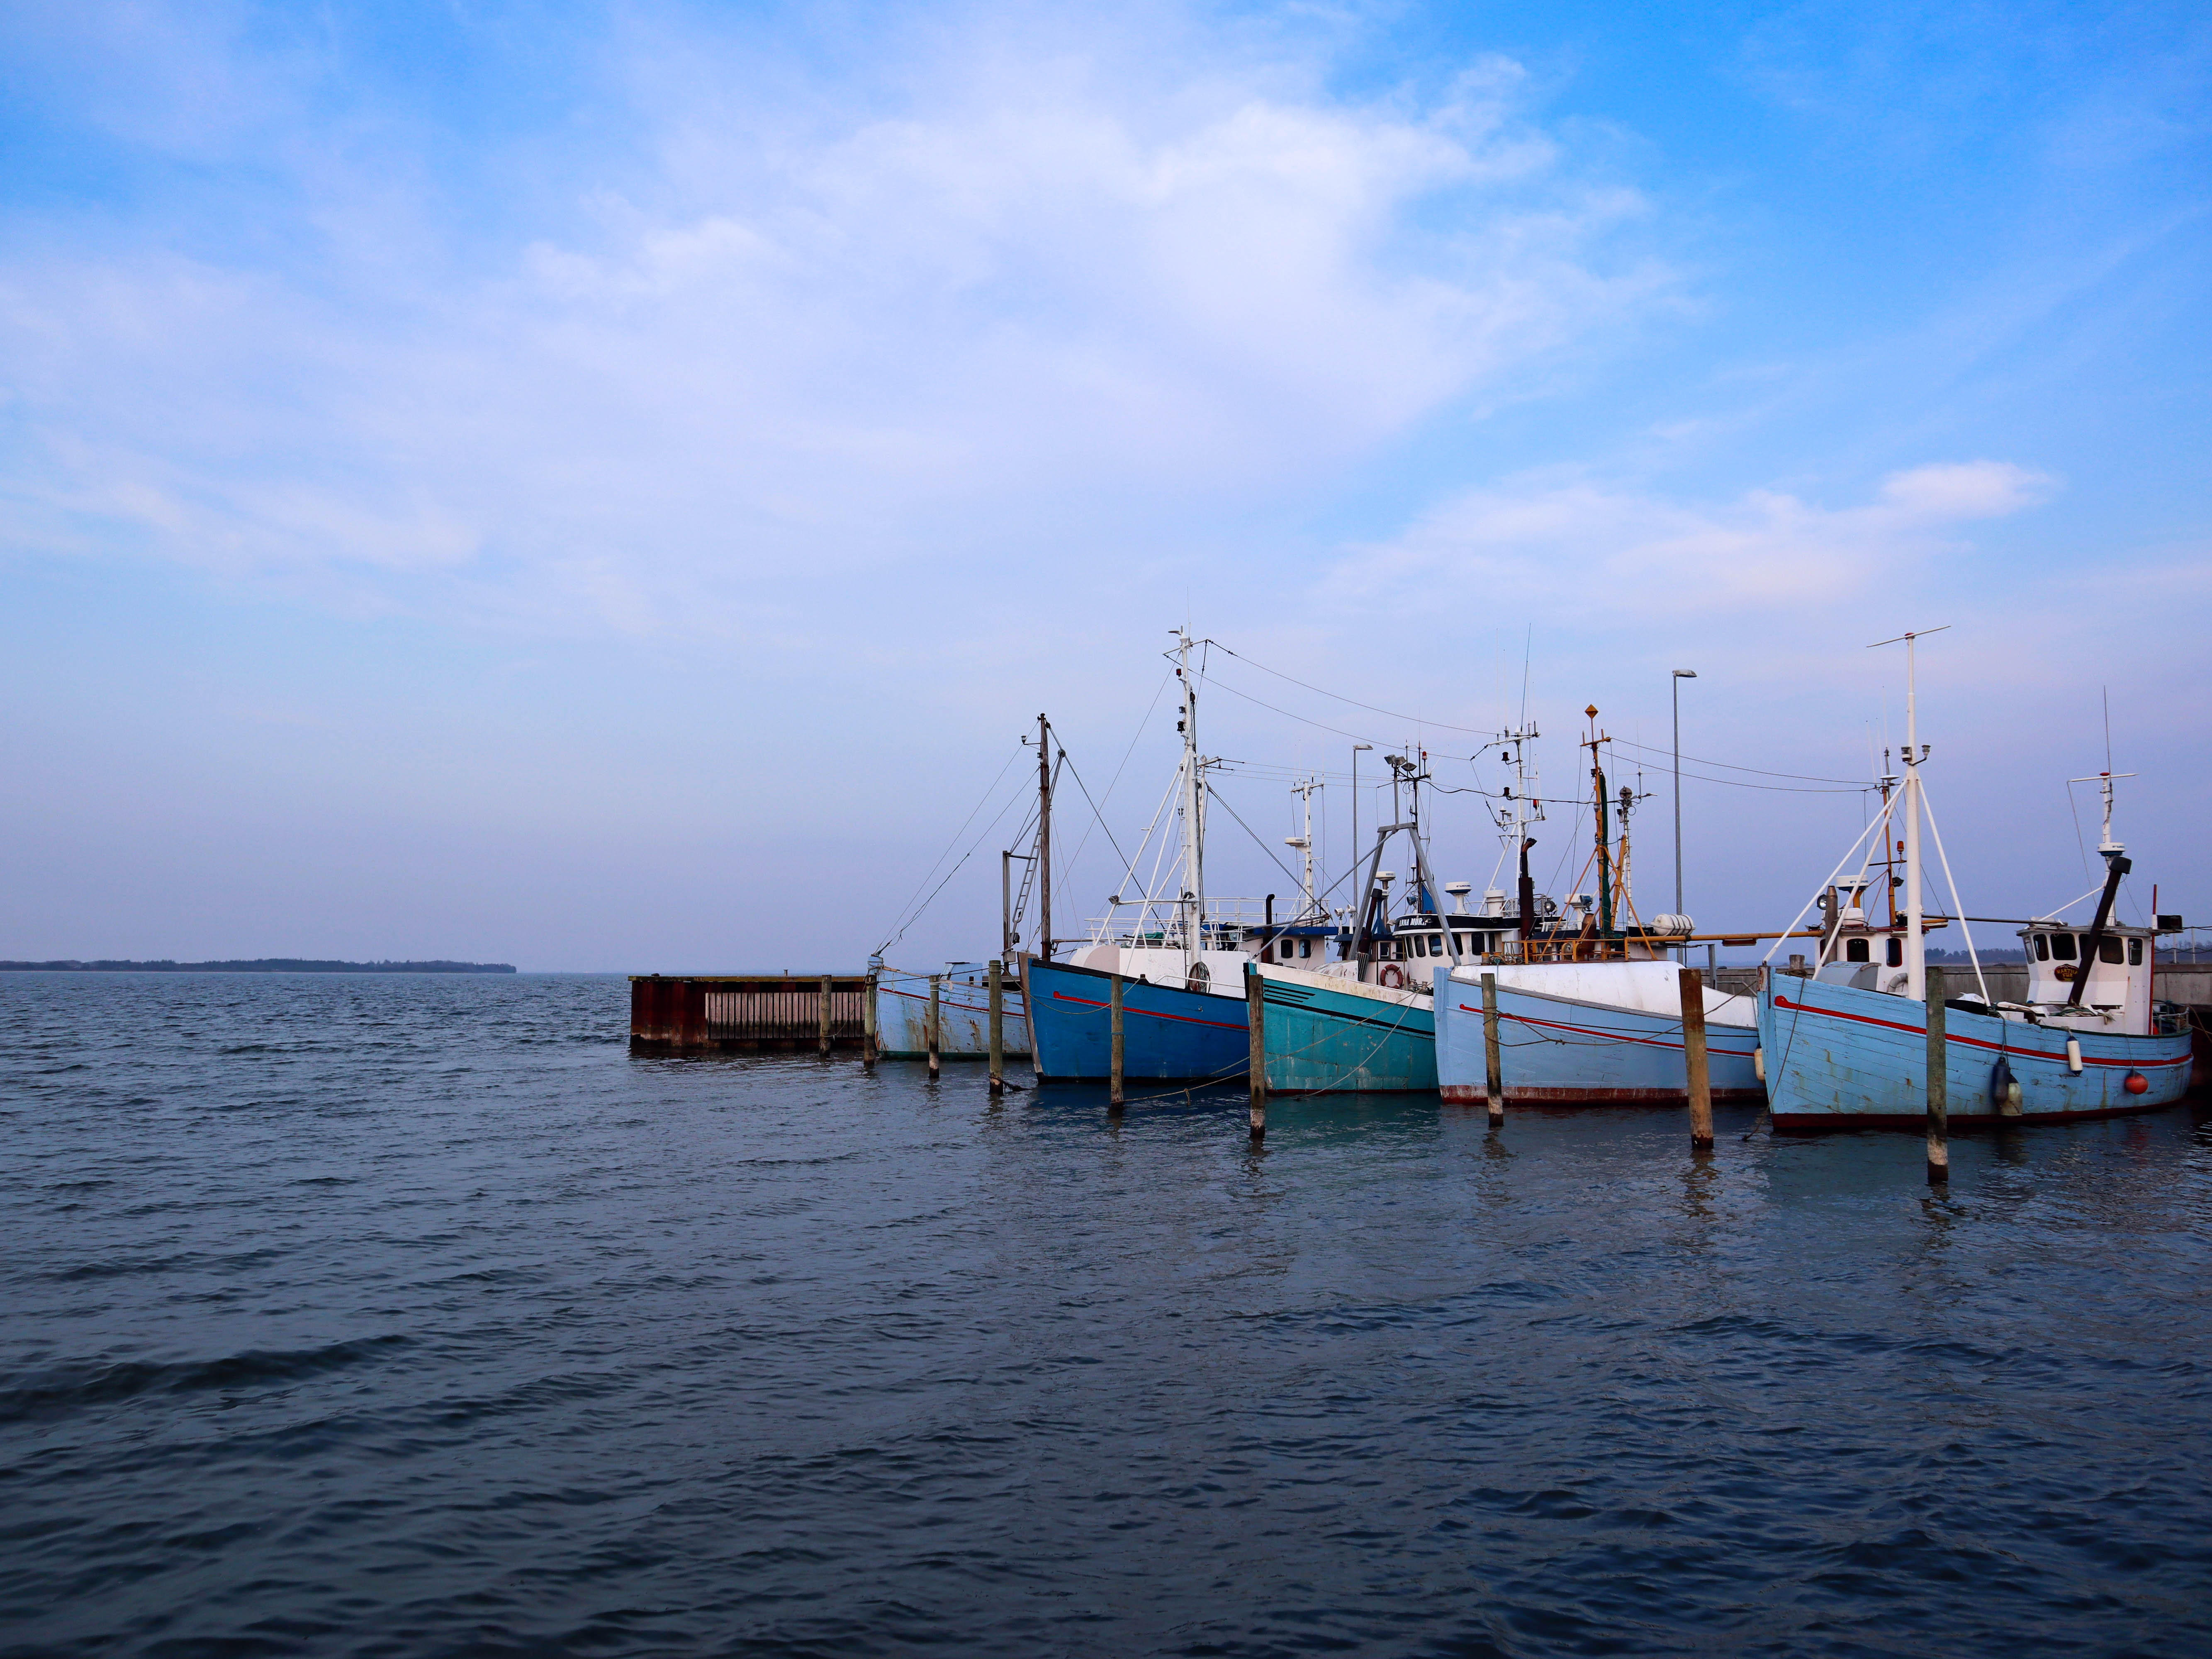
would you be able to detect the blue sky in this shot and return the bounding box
[2,0,2206,969]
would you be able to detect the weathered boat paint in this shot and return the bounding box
[1025,955,1249,1083]
[874,963,1031,1060]
[1259,969,1435,1094]
[1757,972,2191,1129]
[1432,963,1763,1105]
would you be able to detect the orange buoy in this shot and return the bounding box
[2124,1071,2150,1095]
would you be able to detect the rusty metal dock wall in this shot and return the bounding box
[630,974,871,1051]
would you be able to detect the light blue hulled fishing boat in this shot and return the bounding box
[1260,968,1435,1093]
[1757,630,2190,1130]
[1433,961,1763,1105]
[873,963,1030,1060]
[1759,957,2190,1129]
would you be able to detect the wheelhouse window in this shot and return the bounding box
[1299,939,1312,959]
[2128,938,2143,965]
[2032,934,2050,961]
[2051,933,2077,960]
[1887,937,1903,967]
[1845,938,1870,962]
[2099,937,2124,964]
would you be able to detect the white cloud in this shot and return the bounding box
[1322,461,2059,619]
[0,6,1668,636]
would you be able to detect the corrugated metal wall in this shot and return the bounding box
[629,975,870,1051]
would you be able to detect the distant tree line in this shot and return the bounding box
[0,959,518,973]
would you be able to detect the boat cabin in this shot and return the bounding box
[2020,920,2157,1033]
[1251,922,1346,965]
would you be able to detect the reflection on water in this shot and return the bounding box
[2,971,2208,1658]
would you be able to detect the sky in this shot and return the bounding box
[1,0,2206,971]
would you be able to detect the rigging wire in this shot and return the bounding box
[1205,781,1314,898]
[1061,673,1171,876]
[874,747,1034,958]
[1060,750,1137,909]
[1207,638,1877,786]
[871,747,1026,956]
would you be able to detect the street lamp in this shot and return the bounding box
[1672,670,1697,960]
[1351,743,1373,873]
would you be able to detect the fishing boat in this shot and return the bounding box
[1757,630,2191,1129]
[871,963,1031,1059]
[1429,709,1741,1105]
[1433,961,1763,1104]
[1027,631,1278,1083]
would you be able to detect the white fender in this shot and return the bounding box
[2065,1036,2083,1075]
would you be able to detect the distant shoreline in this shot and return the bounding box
[0,959,518,974]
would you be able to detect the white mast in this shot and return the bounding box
[1175,628,1204,963]
[1871,626,1947,1002]
[1903,634,1925,1000]
[2071,768,2136,856]
[1287,776,1320,917]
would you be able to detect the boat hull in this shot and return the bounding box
[874,966,1030,1060]
[1433,968,1763,1105]
[1757,974,2192,1129]
[1260,972,1434,1093]
[1025,957,1249,1083]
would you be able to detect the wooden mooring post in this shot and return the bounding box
[987,960,1005,1095]
[1679,966,1713,1150]
[1108,972,1125,1108]
[1926,966,1949,1185]
[927,973,942,1079]
[1481,971,1505,1128]
[862,971,878,1067]
[1246,964,1266,1138]
[818,975,832,1056]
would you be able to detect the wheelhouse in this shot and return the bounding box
[2020,920,2156,1033]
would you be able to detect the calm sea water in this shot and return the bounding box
[3,972,2210,1657]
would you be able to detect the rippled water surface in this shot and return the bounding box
[4,971,2211,1657]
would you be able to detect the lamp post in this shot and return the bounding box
[1351,744,1372,956]
[1672,669,1697,960]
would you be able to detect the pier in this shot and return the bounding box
[629,973,872,1052]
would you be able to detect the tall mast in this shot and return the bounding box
[1491,722,1542,959]
[1585,706,1613,937]
[1289,776,1320,917]
[1037,712,1053,963]
[1175,630,1204,959]
[1902,640,1924,1001]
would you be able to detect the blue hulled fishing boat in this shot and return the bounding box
[1026,630,1280,1083]
[1760,953,2190,1128]
[1757,630,2190,1129]
[1024,954,1253,1082]
[1434,961,1763,1105]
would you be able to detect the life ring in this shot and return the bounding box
[1378,963,1405,989]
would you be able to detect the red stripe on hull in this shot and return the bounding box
[1772,1100,2182,1131]
[1771,992,2190,1071]
[1440,1085,1766,1106]
[1048,989,1246,1032]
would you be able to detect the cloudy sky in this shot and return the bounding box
[2,0,2206,970]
